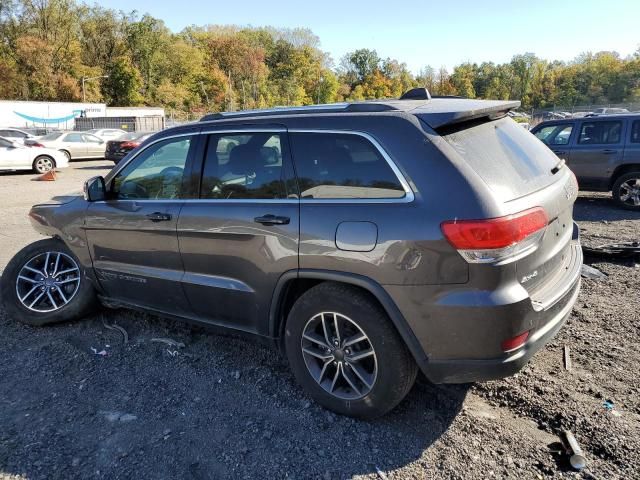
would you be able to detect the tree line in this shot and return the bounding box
[1,0,639,117]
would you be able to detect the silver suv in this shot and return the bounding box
[1,90,582,418]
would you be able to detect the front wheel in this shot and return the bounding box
[612,171,640,210]
[285,282,418,419]
[0,238,97,325]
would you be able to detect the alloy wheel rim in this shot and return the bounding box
[15,251,81,313]
[300,312,378,400]
[36,158,53,172]
[619,178,640,206]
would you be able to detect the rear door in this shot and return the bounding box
[85,133,198,314]
[623,119,640,165]
[0,138,29,169]
[177,127,299,335]
[83,133,106,158]
[569,119,626,189]
[61,132,88,158]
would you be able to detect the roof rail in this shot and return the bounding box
[200,102,401,122]
[400,87,431,100]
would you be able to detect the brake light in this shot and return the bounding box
[120,141,140,149]
[441,207,548,263]
[30,142,44,147]
[501,331,530,352]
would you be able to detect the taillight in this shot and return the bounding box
[501,331,530,352]
[30,142,45,147]
[441,207,548,264]
[120,141,140,149]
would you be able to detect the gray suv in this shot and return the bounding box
[1,93,582,418]
[531,114,640,209]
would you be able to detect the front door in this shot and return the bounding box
[62,132,88,159]
[570,119,626,189]
[85,134,198,315]
[177,128,299,335]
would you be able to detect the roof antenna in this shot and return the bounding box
[400,87,431,100]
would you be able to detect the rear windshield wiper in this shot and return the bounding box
[551,158,565,175]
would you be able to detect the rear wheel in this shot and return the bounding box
[612,171,640,210]
[285,282,417,419]
[32,155,55,174]
[0,239,97,325]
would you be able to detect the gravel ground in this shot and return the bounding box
[0,165,639,479]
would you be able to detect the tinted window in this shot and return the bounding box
[0,130,24,138]
[112,137,192,199]
[83,134,102,143]
[200,133,286,199]
[631,121,640,143]
[534,124,573,145]
[578,121,622,144]
[40,132,63,141]
[64,133,85,142]
[289,133,405,199]
[0,138,13,147]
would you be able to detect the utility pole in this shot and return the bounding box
[82,75,109,103]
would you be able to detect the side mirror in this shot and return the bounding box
[83,176,106,202]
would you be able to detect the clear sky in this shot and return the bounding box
[97,0,640,72]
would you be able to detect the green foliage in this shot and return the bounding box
[1,0,639,113]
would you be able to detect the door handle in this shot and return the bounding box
[254,214,290,226]
[146,212,172,222]
[553,150,566,155]
[602,149,618,154]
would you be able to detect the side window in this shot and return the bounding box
[112,136,193,200]
[631,121,640,144]
[65,133,85,143]
[83,134,102,143]
[289,132,406,199]
[0,138,13,148]
[534,124,573,145]
[578,121,622,145]
[200,132,286,199]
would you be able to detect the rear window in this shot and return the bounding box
[40,132,63,141]
[289,132,406,199]
[578,121,622,144]
[439,117,560,201]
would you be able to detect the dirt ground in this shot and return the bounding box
[0,164,639,479]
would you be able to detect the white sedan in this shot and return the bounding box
[0,136,69,173]
[86,128,128,141]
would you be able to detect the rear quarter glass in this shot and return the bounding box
[440,117,560,202]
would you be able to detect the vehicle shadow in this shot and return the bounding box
[73,164,112,171]
[573,193,640,222]
[0,311,468,479]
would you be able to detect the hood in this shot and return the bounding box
[34,190,83,207]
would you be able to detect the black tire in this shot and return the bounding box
[59,150,71,161]
[285,282,418,419]
[0,238,97,326]
[612,171,640,210]
[32,155,56,174]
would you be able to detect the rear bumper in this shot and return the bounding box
[422,276,580,383]
[105,151,127,163]
[385,223,583,384]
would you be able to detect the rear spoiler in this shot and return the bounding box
[413,99,521,129]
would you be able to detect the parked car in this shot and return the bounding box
[105,131,153,163]
[0,127,37,144]
[585,107,630,117]
[0,93,582,418]
[0,136,68,173]
[85,128,128,141]
[26,131,106,160]
[531,114,640,209]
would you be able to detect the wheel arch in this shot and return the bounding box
[609,163,640,190]
[269,269,429,372]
